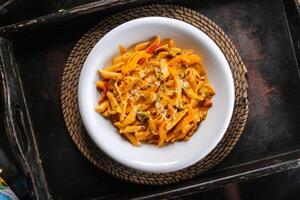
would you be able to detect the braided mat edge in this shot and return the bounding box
[61,4,249,185]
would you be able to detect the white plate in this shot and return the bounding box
[78,17,234,173]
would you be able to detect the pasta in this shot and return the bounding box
[96,36,215,146]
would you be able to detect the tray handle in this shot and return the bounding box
[0,38,50,200]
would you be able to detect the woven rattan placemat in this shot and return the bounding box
[61,4,249,185]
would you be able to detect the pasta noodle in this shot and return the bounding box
[96,36,215,146]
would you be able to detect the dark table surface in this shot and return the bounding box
[1,0,300,199]
[2,132,300,200]
[183,167,300,200]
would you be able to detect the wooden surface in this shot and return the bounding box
[0,0,300,199]
[0,38,50,199]
[0,0,157,33]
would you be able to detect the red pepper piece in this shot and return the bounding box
[98,81,108,103]
[203,98,212,108]
[138,57,146,65]
[146,44,160,54]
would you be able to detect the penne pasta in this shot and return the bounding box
[95,36,215,146]
[99,70,122,80]
[105,62,124,72]
[123,132,141,146]
[96,80,106,89]
[95,101,108,113]
[120,125,143,133]
[166,109,188,131]
[120,105,138,127]
[118,45,127,55]
[106,92,121,113]
[134,41,150,51]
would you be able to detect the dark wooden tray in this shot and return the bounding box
[1,0,300,199]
